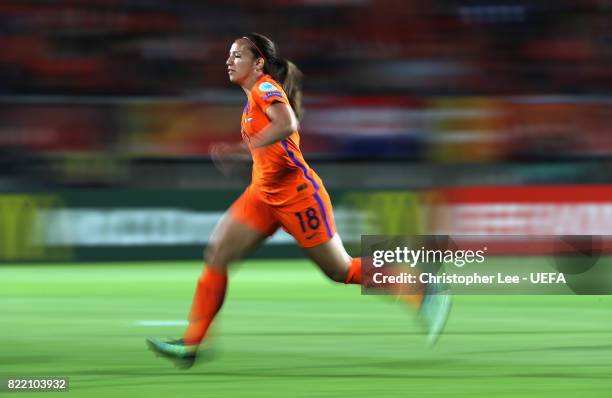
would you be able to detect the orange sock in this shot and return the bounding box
[344,257,424,309]
[183,266,227,345]
[344,257,361,284]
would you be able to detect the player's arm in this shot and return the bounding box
[209,131,252,176]
[249,102,298,149]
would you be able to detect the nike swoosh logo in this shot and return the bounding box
[305,232,318,240]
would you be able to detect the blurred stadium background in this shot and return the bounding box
[1,1,612,397]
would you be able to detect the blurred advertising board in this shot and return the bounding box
[0,194,72,261]
[433,185,612,236]
[0,189,427,262]
[3,186,611,262]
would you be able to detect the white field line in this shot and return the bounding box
[135,320,188,326]
[135,311,407,326]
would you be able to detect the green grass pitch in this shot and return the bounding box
[1,260,611,397]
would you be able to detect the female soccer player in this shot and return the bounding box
[147,33,450,368]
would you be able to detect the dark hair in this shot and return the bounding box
[241,33,304,121]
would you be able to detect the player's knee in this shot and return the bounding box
[203,245,214,264]
[204,243,232,267]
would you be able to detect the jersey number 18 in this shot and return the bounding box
[294,208,320,232]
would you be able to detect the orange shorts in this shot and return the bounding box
[230,184,336,248]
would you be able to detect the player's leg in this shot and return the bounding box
[278,186,450,344]
[304,234,421,297]
[147,214,269,367]
[182,211,271,345]
[303,232,449,345]
[148,187,279,367]
[184,187,279,345]
[303,233,352,282]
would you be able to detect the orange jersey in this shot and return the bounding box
[241,74,322,207]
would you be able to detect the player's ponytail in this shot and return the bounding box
[271,57,303,121]
[241,33,304,121]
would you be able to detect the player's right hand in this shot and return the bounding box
[210,142,248,176]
